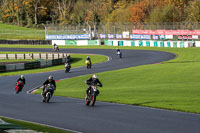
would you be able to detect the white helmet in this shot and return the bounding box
[21,75,24,79]
[48,75,53,80]
[92,74,97,79]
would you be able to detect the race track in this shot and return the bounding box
[0,48,200,133]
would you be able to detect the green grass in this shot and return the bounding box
[0,117,70,133]
[34,47,200,114]
[0,54,108,76]
[0,23,44,40]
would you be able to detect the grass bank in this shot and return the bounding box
[34,47,200,114]
[0,116,70,133]
[0,54,108,76]
[0,23,44,40]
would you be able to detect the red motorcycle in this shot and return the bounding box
[85,85,99,106]
[15,81,24,94]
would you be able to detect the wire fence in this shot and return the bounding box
[0,22,200,40]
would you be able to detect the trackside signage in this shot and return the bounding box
[132,30,200,35]
[46,34,90,40]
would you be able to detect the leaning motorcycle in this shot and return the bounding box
[41,83,55,103]
[15,81,24,94]
[117,51,122,58]
[65,65,71,73]
[85,85,99,106]
[86,60,92,69]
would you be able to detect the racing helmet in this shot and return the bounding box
[21,75,24,79]
[48,75,53,80]
[92,74,97,79]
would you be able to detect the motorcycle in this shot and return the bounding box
[85,85,99,106]
[54,45,59,52]
[15,81,24,94]
[65,64,71,73]
[117,51,122,58]
[86,60,92,69]
[41,84,55,103]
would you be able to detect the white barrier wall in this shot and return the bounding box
[52,40,101,46]
[77,40,88,46]
[195,41,200,47]
[52,40,65,45]
[104,40,193,48]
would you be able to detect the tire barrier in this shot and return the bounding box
[24,61,40,70]
[0,65,6,72]
[0,58,69,72]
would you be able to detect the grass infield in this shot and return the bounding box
[0,117,70,133]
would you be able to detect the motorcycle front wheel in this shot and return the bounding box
[45,92,51,103]
[90,95,96,106]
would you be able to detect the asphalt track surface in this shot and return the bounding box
[0,48,200,133]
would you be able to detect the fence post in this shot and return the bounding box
[52,53,54,59]
[32,53,34,59]
[6,54,8,60]
[39,53,41,59]
[24,53,25,59]
[46,53,48,60]
[15,54,17,59]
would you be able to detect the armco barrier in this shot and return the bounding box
[104,40,192,48]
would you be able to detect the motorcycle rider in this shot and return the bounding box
[86,56,92,68]
[42,75,56,100]
[66,54,71,62]
[116,48,122,58]
[65,62,71,72]
[85,74,102,99]
[116,48,120,53]
[17,75,26,85]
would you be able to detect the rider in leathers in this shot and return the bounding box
[42,75,56,101]
[85,75,102,98]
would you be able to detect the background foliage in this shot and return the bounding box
[0,0,199,28]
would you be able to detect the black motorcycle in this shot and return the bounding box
[41,84,55,103]
[65,64,71,73]
[85,85,99,106]
[117,51,122,58]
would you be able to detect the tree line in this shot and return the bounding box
[0,0,199,28]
